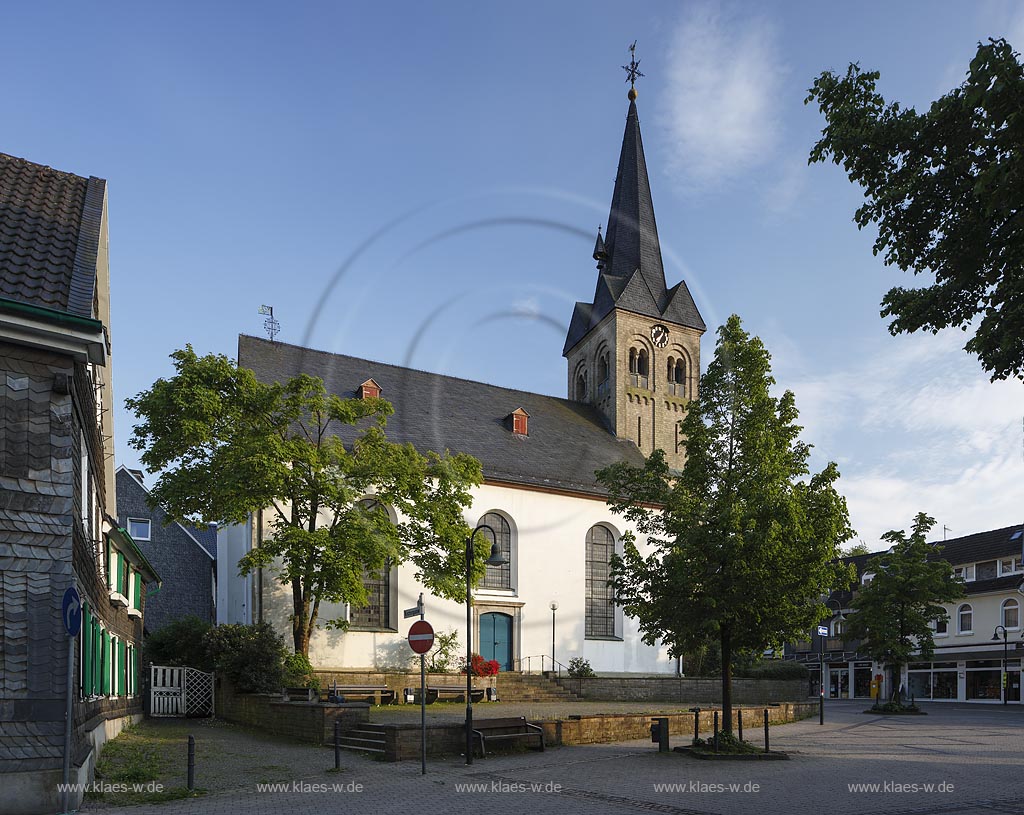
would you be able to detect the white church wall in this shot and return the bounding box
[249,481,674,674]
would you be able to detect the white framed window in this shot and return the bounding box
[1002,598,1020,630]
[861,572,875,586]
[127,518,151,541]
[954,565,975,582]
[934,615,948,636]
[957,603,973,634]
[1000,558,1023,576]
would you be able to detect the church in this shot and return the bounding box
[218,69,706,676]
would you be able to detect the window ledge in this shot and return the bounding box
[475,589,516,597]
[955,632,974,637]
[108,591,128,607]
[347,627,397,634]
[127,608,142,619]
[584,635,623,642]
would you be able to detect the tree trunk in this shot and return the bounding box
[720,627,733,735]
[291,577,312,656]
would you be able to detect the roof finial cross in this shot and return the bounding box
[622,41,644,94]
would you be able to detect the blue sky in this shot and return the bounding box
[7,1,1023,548]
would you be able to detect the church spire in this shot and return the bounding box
[602,44,668,308]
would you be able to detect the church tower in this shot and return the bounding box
[562,52,705,469]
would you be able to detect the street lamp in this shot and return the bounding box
[465,523,507,766]
[549,601,558,671]
[819,598,846,723]
[993,625,1009,706]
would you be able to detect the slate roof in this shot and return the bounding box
[238,335,647,497]
[563,99,705,355]
[187,524,218,559]
[930,524,1023,567]
[0,152,105,317]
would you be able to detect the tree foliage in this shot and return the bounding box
[807,38,1024,380]
[597,315,855,732]
[126,346,483,655]
[845,512,964,701]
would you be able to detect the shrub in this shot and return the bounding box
[460,654,500,676]
[283,652,320,691]
[143,616,213,670]
[738,660,809,680]
[204,622,286,693]
[426,629,460,673]
[567,657,595,678]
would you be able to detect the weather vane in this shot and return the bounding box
[622,40,644,91]
[258,304,280,342]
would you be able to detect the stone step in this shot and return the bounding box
[337,743,385,754]
[338,736,385,751]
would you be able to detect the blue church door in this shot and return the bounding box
[480,612,513,671]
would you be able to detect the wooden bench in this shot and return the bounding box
[469,717,544,758]
[281,686,319,702]
[408,685,486,704]
[327,684,396,705]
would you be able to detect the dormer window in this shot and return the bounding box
[359,379,381,400]
[507,408,529,436]
[954,565,975,582]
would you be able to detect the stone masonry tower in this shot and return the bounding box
[562,72,705,468]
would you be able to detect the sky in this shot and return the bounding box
[6,0,1022,550]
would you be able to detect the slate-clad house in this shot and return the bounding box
[116,466,216,633]
[218,86,706,674]
[786,524,1024,704]
[0,153,159,814]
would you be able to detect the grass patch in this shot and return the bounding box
[690,733,762,755]
[86,722,206,807]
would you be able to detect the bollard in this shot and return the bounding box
[819,693,824,725]
[763,709,769,754]
[713,711,719,752]
[334,719,341,770]
[737,709,743,742]
[690,707,700,744]
[650,717,669,753]
[187,735,195,791]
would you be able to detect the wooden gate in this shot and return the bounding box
[150,665,215,717]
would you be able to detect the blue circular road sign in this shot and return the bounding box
[62,586,82,637]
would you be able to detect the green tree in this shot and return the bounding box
[597,315,855,733]
[842,541,873,557]
[845,512,964,705]
[126,346,483,655]
[806,38,1024,381]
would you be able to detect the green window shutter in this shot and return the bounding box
[93,619,101,694]
[106,539,112,589]
[117,552,125,595]
[134,572,142,610]
[118,640,126,696]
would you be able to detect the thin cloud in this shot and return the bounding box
[660,2,785,190]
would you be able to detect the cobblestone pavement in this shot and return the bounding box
[87,701,1024,815]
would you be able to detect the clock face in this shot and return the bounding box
[651,325,669,348]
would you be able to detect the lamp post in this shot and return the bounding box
[819,598,846,723]
[549,601,558,671]
[993,625,1009,706]
[465,523,507,765]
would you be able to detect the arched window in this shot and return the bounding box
[597,354,610,398]
[957,603,973,634]
[478,512,512,590]
[585,525,617,638]
[674,357,685,384]
[576,370,588,402]
[349,498,393,629]
[630,348,649,388]
[1003,598,1020,629]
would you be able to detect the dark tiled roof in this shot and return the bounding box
[929,524,1023,566]
[238,335,647,497]
[563,99,704,355]
[188,525,218,559]
[0,153,105,317]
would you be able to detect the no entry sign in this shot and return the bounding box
[408,620,435,654]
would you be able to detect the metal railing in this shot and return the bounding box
[513,655,570,676]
